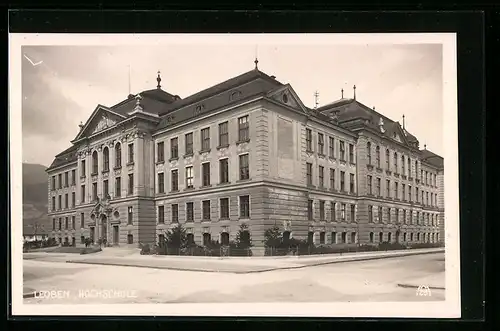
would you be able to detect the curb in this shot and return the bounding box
[397,284,445,290]
[66,249,443,274]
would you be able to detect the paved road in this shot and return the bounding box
[23,252,445,304]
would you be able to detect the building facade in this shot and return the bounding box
[46,65,444,254]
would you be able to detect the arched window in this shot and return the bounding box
[220,232,229,246]
[401,155,405,174]
[369,232,374,243]
[393,152,398,173]
[379,232,383,243]
[115,143,122,168]
[103,147,109,172]
[408,158,412,177]
[375,146,380,167]
[385,149,390,170]
[415,160,418,179]
[92,151,98,174]
[367,142,372,164]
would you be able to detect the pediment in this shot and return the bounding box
[267,84,307,113]
[74,105,127,141]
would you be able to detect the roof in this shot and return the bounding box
[420,149,444,169]
[47,145,78,171]
[110,88,180,116]
[318,98,420,146]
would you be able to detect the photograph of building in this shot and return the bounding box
[45,60,444,255]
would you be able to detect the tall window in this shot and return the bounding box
[351,205,356,222]
[388,208,392,223]
[115,177,121,197]
[128,173,134,195]
[64,193,68,208]
[219,158,229,184]
[378,207,383,224]
[402,184,406,201]
[92,151,98,174]
[319,200,325,220]
[329,137,335,157]
[318,133,324,154]
[306,163,313,186]
[408,185,412,201]
[158,173,165,193]
[239,195,250,218]
[330,168,335,190]
[103,147,109,171]
[58,195,62,209]
[376,146,380,167]
[71,170,76,185]
[349,144,354,163]
[330,202,336,221]
[386,179,390,197]
[340,171,345,191]
[202,162,211,186]
[368,205,373,222]
[157,141,165,162]
[376,177,381,196]
[158,205,164,224]
[306,129,312,151]
[80,213,84,228]
[81,185,85,203]
[71,192,75,208]
[58,174,62,189]
[394,182,398,199]
[128,143,134,164]
[238,115,249,141]
[401,155,405,175]
[170,138,178,159]
[201,127,210,151]
[64,172,69,187]
[202,200,211,220]
[185,166,194,188]
[186,202,194,221]
[415,160,418,179]
[395,209,399,223]
[239,154,249,180]
[103,180,109,198]
[408,158,411,177]
[92,183,97,201]
[185,133,193,155]
[115,143,121,168]
[218,121,229,146]
[340,141,346,161]
[416,187,419,203]
[171,169,179,191]
[307,199,313,220]
[219,198,229,219]
[52,176,56,190]
[367,175,373,194]
[386,149,390,170]
[367,142,372,164]
[318,166,324,188]
[171,204,179,223]
[350,173,355,193]
[393,152,398,173]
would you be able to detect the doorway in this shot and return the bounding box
[90,227,95,243]
[113,225,119,245]
[101,215,108,243]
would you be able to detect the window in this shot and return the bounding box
[128,173,134,195]
[64,194,68,209]
[367,175,373,194]
[58,195,62,210]
[329,137,335,157]
[202,162,211,186]
[171,169,179,191]
[219,159,229,184]
[72,216,75,229]
[157,206,164,223]
[202,200,210,221]
[51,218,55,230]
[186,202,194,221]
[71,170,76,185]
[370,232,374,243]
[185,166,194,188]
[319,200,325,220]
[72,192,75,208]
[103,147,110,171]
[408,185,412,201]
[239,154,249,180]
[388,208,392,223]
[340,141,346,161]
[203,233,211,246]
[157,141,165,162]
[306,163,313,186]
[58,218,62,230]
[65,217,68,229]
[340,171,345,191]
[81,185,85,203]
[403,209,407,224]
[395,209,399,223]
[376,146,381,167]
[318,133,324,154]
[171,204,179,223]
[201,127,210,151]
[158,173,165,193]
[378,207,382,223]
[318,166,324,188]
[329,169,335,190]
[331,202,336,222]
[416,187,419,203]
[92,151,98,174]
[115,177,121,197]
[350,204,356,222]
[393,152,398,173]
[401,155,405,175]
[64,172,69,187]
[239,195,250,218]
[218,121,229,146]
[128,143,134,164]
[92,183,97,201]
[52,176,56,190]
[127,234,134,244]
[115,143,122,168]
[368,205,373,222]
[349,144,354,163]
[341,203,346,220]
[52,196,56,210]
[80,213,84,228]
[408,158,411,177]
[350,173,355,193]
[170,138,178,159]
[386,149,390,170]
[415,160,418,178]
[367,142,372,164]
[103,180,109,198]
[394,182,398,199]
[376,178,381,196]
[219,198,229,219]
[319,232,325,244]
[331,231,337,244]
[402,184,406,201]
[128,206,133,224]
[58,174,62,189]
[238,115,249,141]
[185,133,193,155]
[306,129,312,151]
[307,199,313,220]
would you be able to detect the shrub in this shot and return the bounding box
[140,243,151,255]
[377,241,407,251]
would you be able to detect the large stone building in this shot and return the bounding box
[46,63,444,254]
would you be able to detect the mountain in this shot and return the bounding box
[22,163,51,235]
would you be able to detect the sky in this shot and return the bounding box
[20,42,443,167]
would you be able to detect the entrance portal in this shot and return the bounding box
[113,225,119,245]
[101,214,108,243]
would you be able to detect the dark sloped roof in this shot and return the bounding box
[420,149,444,169]
[47,145,78,171]
[110,90,178,116]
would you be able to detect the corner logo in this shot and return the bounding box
[416,285,432,297]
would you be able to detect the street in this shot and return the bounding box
[22,252,445,304]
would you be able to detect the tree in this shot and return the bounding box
[264,225,282,248]
[235,223,253,249]
[164,223,188,249]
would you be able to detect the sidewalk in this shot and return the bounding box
[61,247,444,274]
